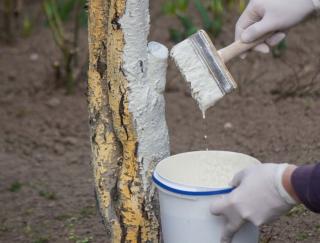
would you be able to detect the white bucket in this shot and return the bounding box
[153,151,260,243]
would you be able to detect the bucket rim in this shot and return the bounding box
[152,150,260,196]
[152,171,234,196]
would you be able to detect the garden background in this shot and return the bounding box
[1,0,320,242]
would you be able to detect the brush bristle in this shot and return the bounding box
[170,38,224,114]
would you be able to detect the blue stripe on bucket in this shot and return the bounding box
[152,174,234,196]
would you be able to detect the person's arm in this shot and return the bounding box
[236,0,319,54]
[282,165,300,203]
[210,163,320,243]
[291,163,320,213]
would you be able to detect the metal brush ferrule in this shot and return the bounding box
[189,30,237,94]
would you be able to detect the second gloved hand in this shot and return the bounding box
[210,163,298,243]
[236,0,317,54]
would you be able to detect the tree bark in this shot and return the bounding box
[87,0,169,242]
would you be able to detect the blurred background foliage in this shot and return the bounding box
[0,0,88,94]
[43,0,87,94]
[163,0,248,43]
[163,0,287,56]
[0,0,286,93]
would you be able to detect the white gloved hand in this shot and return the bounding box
[236,0,317,54]
[210,163,298,243]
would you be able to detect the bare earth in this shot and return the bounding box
[1,1,320,242]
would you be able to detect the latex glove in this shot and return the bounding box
[210,163,297,243]
[236,0,317,54]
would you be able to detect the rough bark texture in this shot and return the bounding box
[87,0,123,241]
[88,0,168,242]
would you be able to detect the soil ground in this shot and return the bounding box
[1,1,320,242]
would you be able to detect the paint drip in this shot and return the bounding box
[202,112,209,151]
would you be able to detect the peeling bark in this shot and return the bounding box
[88,0,169,242]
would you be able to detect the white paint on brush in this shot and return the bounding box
[119,1,170,190]
[171,38,224,116]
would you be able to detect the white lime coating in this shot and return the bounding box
[171,39,224,115]
[156,151,260,189]
[147,41,168,94]
[119,1,170,190]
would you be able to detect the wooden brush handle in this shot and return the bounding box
[218,34,272,63]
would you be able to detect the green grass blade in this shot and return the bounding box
[177,14,195,32]
[176,0,189,12]
[194,0,213,31]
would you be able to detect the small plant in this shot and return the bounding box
[272,39,287,58]
[163,0,247,43]
[296,232,309,241]
[69,234,93,243]
[21,15,33,37]
[287,204,306,217]
[9,181,23,192]
[43,0,87,94]
[55,213,72,221]
[205,0,224,36]
[76,237,92,243]
[0,222,9,233]
[33,236,50,243]
[163,0,196,43]
[67,217,93,243]
[39,190,57,200]
[79,205,96,218]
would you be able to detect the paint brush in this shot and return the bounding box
[170,30,269,116]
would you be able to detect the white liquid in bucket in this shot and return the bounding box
[153,151,260,243]
[156,151,257,189]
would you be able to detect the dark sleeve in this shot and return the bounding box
[291,163,320,213]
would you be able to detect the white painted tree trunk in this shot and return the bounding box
[88,0,170,241]
[120,3,170,191]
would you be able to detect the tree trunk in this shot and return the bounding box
[87,0,170,242]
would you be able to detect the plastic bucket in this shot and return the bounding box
[152,151,260,243]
